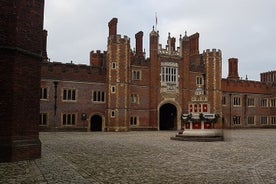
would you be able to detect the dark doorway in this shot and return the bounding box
[159,103,177,130]
[90,115,102,131]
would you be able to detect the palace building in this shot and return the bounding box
[40,18,276,132]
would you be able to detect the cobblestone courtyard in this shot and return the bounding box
[1,129,276,184]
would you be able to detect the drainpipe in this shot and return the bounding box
[229,93,232,129]
[202,74,206,95]
[244,94,247,127]
[53,81,58,129]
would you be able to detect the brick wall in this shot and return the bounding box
[40,80,106,131]
[0,0,44,162]
[39,17,276,132]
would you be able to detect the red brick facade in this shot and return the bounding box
[0,0,44,162]
[40,18,276,131]
[40,18,225,131]
[222,58,276,128]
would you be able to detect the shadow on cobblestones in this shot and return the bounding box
[1,129,276,183]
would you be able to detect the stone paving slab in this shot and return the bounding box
[1,129,276,183]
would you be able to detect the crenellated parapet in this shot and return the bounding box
[108,34,130,44]
[202,49,222,58]
[90,50,106,67]
[222,78,272,94]
[260,71,276,83]
[158,44,181,57]
[158,32,182,57]
[41,61,106,82]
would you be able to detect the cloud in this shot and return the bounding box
[44,0,276,80]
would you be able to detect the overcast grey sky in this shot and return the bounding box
[44,0,276,80]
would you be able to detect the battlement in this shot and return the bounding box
[109,34,130,43]
[260,70,276,83]
[117,34,129,41]
[158,44,181,57]
[156,32,182,57]
[90,50,106,55]
[189,32,200,39]
[203,49,222,57]
[90,50,106,67]
[41,61,106,82]
[222,78,272,94]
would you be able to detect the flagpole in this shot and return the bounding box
[155,12,158,30]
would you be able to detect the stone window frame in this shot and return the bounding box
[247,116,255,125]
[62,88,77,102]
[39,112,48,126]
[111,110,115,118]
[40,87,49,100]
[112,62,117,69]
[130,116,138,126]
[233,116,241,125]
[161,66,178,84]
[222,96,226,106]
[92,90,105,103]
[196,76,204,86]
[271,116,276,125]
[132,70,142,80]
[111,86,116,93]
[61,113,77,126]
[160,62,179,87]
[233,96,241,106]
[260,98,269,107]
[260,116,268,125]
[247,97,255,107]
[270,98,276,107]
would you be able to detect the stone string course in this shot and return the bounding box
[1,129,276,183]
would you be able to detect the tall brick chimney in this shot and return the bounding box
[167,33,176,53]
[42,29,48,61]
[135,31,143,57]
[108,18,118,36]
[227,58,239,80]
[189,33,199,55]
[171,37,176,51]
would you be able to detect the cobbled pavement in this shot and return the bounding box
[1,129,276,184]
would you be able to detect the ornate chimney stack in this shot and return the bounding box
[42,29,48,61]
[227,58,239,80]
[135,31,144,57]
[108,18,118,37]
[171,37,176,51]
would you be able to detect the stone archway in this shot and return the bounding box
[159,103,177,130]
[90,115,102,131]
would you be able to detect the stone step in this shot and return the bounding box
[170,135,224,142]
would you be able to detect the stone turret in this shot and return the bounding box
[106,18,131,131]
[203,49,222,128]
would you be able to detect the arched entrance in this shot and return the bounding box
[90,115,102,131]
[159,103,177,130]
